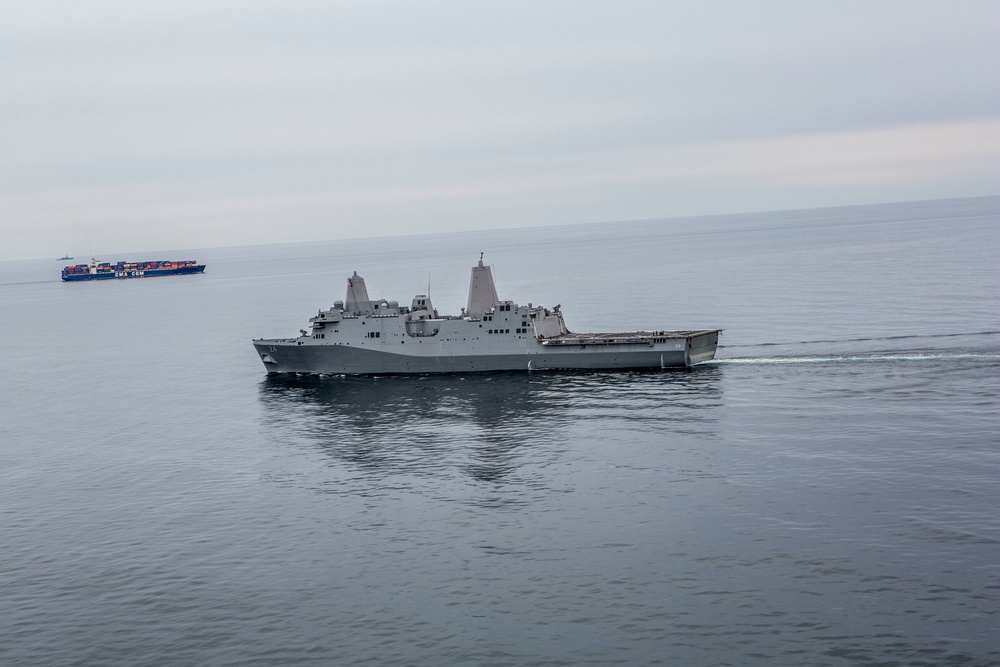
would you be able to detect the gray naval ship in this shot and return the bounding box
[253,257,721,375]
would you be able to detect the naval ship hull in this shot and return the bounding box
[253,330,719,375]
[253,259,720,376]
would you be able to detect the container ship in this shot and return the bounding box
[252,256,721,375]
[61,258,206,281]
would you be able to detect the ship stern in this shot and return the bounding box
[687,330,720,366]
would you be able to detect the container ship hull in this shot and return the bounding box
[61,260,205,281]
[253,258,720,376]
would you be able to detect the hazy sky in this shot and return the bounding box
[2,1,998,260]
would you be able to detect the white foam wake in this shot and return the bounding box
[707,353,1000,365]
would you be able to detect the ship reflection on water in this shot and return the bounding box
[257,369,723,493]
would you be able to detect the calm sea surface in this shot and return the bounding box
[1,197,998,666]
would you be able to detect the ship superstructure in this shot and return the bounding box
[252,258,720,375]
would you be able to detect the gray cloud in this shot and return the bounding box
[2,1,998,259]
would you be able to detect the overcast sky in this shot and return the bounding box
[2,1,998,260]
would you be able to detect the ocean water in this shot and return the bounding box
[1,197,998,666]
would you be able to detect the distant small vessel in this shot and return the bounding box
[61,258,206,282]
[253,256,721,375]
[58,255,73,260]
